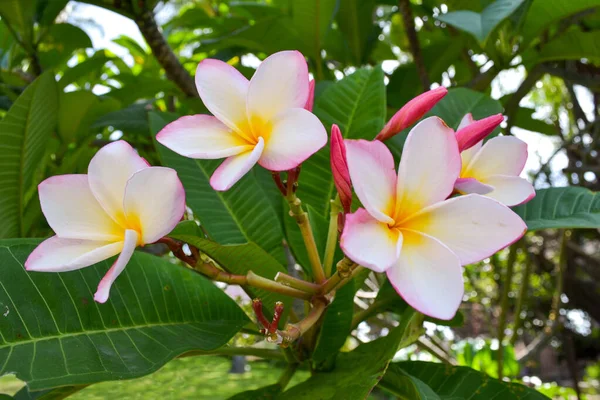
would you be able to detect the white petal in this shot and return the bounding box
[464,136,528,179]
[247,51,309,123]
[404,194,527,265]
[482,175,536,206]
[457,113,474,130]
[340,208,402,273]
[38,175,123,241]
[88,141,149,226]
[195,59,250,133]
[454,177,493,195]
[94,229,138,303]
[387,230,464,320]
[258,108,327,171]
[25,236,123,272]
[396,117,461,219]
[345,139,396,224]
[460,140,483,168]
[210,137,264,191]
[156,115,252,159]
[123,167,186,244]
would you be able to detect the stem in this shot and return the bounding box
[320,257,358,294]
[351,298,394,330]
[274,272,320,294]
[247,271,313,301]
[398,0,429,90]
[323,198,341,277]
[510,242,532,346]
[497,243,519,380]
[178,347,285,361]
[279,299,328,343]
[286,191,326,283]
[278,363,298,389]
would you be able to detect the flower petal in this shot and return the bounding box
[94,229,138,303]
[345,139,396,224]
[395,117,461,219]
[464,136,528,178]
[404,194,527,265]
[454,177,493,195]
[38,175,123,241]
[247,51,309,123]
[387,230,463,320]
[210,137,264,191]
[195,59,250,133]
[123,167,186,244]
[457,113,474,130]
[481,175,536,206]
[156,115,251,159]
[460,140,482,169]
[88,141,149,226]
[258,108,327,171]
[25,236,122,272]
[340,208,402,273]
[455,114,503,152]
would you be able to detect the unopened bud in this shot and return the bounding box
[455,113,504,151]
[375,87,448,141]
[330,124,352,213]
[305,79,315,112]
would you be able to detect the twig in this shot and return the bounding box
[504,64,543,135]
[497,243,519,379]
[510,242,532,346]
[398,0,429,90]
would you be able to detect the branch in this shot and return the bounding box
[135,10,198,98]
[504,64,544,134]
[398,0,429,90]
[497,243,519,379]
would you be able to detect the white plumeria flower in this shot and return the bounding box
[25,141,186,303]
[454,113,536,206]
[156,50,327,191]
[340,117,526,320]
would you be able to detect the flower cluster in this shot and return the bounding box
[25,50,534,321]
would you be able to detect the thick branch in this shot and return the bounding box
[398,0,429,90]
[135,10,198,98]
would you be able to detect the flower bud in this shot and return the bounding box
[330,124,352,213]
[455,113,504,151]
[305,79,315,112]
[375,87,448,141]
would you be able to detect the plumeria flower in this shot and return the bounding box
[340,117,526,319]
[454,113,535,206]
[157,51,327,191]
[25,141,185,303]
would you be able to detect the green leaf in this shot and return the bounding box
[383,362,550,399]
[0,240,249,390]
[168,234,291,325]
[0,0,35,48]
[311,283,354,364]
[92,102,151,135]
[281,308,421,399]
[38,23,92,69]
[0,72,58,238]
[35,0,70,26]
[57,91,120,143]
[299,66,386,216]
[291,0,338,59]
[335,0,377,64]
[228,384,282,400]
[377,365,441,400]
[58,54,110,90]
[513,107,557,136]
[14,385,86,400]
[537,30,600,63]
[513,187,600,231]
[150,112,287,265]
[437,0,525,44]
[521,0,600,44]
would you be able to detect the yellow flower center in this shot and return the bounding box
[235,115,273,146]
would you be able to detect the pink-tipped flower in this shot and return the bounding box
[157,51,327,191]
[25,141,186,303]
[375,87,448,141]
[305,79,315,112]
[330,124,352,213]
[454,114,535,207]
[455,113,503,151]
[340,117,526,320]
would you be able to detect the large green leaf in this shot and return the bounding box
[437,0,525,44]
[513,187,600,231]
[0,0,35,48]
[513,107,557,136]
[537,30,600,63]
[335,0,377,64]
[169,232,291,326]
[299,66,386,216]
[38,23,93,69]
[150,112,287,265]
[280,308,421,399]
[382,362,550,399]
[0,240,249,390]
[521,0,600,44]
[291,0,338,59]
[0,72,58,238]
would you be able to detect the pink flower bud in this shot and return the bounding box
[455,113,504,151]
[305,79,315,112]
[375,87,448,141]
[330,124,352,213]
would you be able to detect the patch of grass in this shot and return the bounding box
[0,356,309,399]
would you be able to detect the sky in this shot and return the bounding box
[64,1,583,184]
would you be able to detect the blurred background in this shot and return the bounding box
[1,0,600,398]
